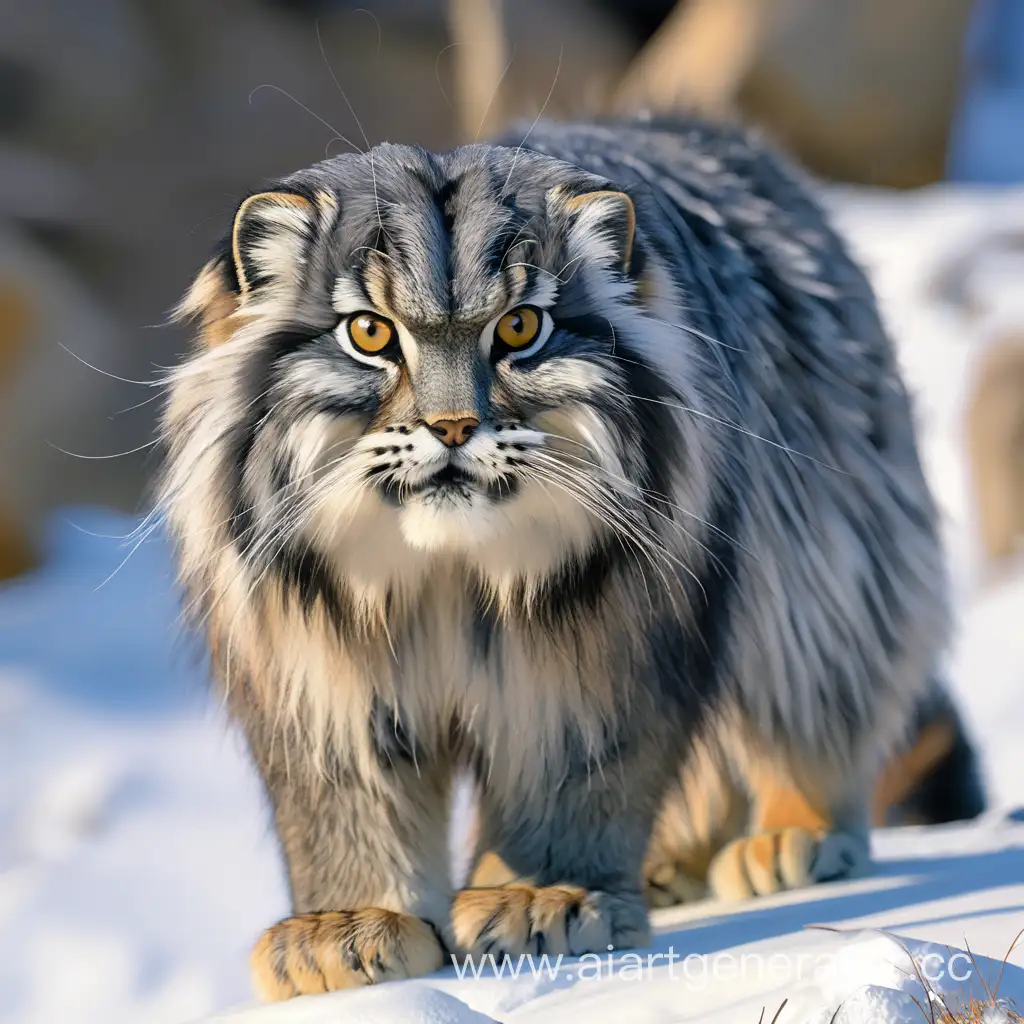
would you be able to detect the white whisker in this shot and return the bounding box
[248,84,362,154]
[317,20,370,154]
[49,439,158,460]
[500,45,563,198]
[473,44,517,142]
[57,342,160,387]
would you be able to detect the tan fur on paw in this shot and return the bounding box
[251,909,444,1001]
[708,828,868,900]
[451,883,649,958]
[469,850,521,888]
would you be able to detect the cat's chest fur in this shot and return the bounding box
[288,565,631,787]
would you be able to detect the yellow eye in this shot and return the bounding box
[494,306,541,350]
[347,312,395,354]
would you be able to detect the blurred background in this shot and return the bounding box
[0,2,1022,1022]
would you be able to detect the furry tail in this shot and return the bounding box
[875,679,987,826]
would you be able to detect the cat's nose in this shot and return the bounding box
[425,415,480,447]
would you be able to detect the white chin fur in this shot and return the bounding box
[398,493,504,552]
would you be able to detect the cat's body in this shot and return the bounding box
[160,116,949,999]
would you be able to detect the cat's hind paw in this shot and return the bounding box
[707,828,869,900]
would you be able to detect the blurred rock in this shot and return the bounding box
[611,0,973,188]
[967,332,1024,563]
[739,0,974,188]
[0,227,125,578]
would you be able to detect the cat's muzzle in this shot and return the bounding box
[379,461,518,508]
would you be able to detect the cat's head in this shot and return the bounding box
[162,142,703,612]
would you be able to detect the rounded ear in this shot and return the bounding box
[230,191,317,294]
[550,188,636,272]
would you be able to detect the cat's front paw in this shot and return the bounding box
[251,909,444,1000]
[708,828,869,899]
[451,883,648,959]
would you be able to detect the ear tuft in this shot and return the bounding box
[559,189,636,272]
[231,191,316,295]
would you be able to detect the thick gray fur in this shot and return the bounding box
[159,115,948,987]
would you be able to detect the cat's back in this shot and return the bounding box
[498,116,906,472]
[499,115,884,353]
[497,115,831,255]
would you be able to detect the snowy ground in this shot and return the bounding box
[1,186,1023,1024]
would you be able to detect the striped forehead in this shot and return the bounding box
[362,170,531,327]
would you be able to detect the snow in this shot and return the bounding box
[0,511,288,1023]
[2,187,1023,1023]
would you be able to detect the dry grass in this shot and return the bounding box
[758,1000,787,1024]
[754,927,1024,1023]
[904,927,1024,1024]
[928,997,1023,1022]
[760,993,1023,1022]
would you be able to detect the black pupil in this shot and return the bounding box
[362,318,378,337]
[510,314,523,334]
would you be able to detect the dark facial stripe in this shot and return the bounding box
[223,329,322,542]
[437,177,460,239]
[222,328,376,640]
[617,352,683,500]
[553,313,616,341]
[436,176,459,305]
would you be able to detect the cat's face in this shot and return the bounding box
[165,143,684,595]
